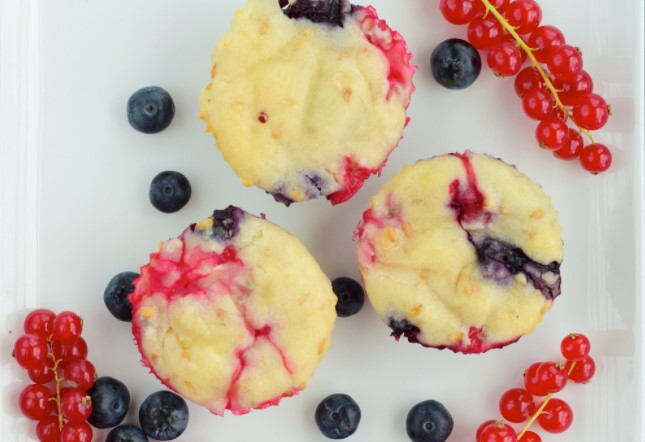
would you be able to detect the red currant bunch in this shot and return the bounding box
[13,309,97,442]
[475,333,596,441]
[438,0,614,173]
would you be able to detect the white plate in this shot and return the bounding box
[1,0,644,441]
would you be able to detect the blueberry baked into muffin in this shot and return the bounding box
[356,152,563,353]
[130,206,337,415]
[199,0,416,205]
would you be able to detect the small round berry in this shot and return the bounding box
[431,39,482,90]
[52,337,88,368]
[61,388,93,423]
[524,361,549,396]
[553,71,593,106]
[19,384,55,420]
[572,93,610,130]
[37,415,62,442]
[28,364,56,384]
[518,430,542,442]
[579,143,612,174]
[467,16,504,50]
[406,399,454,442]
[106,425,149,442]
[553,129,584,160]
[487,41,522,77]
[88,376,131,429]
[547,44,583,81]
[64,359,97,391]
[478,420,518,441]
[504,0,542,35]
[499,388,536,423]
[561,333,591,360]
[565,355,596,383]
[522,87,555,121]
[439,0,479,25]
[61,421,93,442]
[24,309,56,337]
[473,0,509,15]
[535,361,568,393]
[53,311,83,344]
[149,171,192,213]
[331,277,365,317]
[139,390,189,441]
[127,86,175,134]
[104,271,139,321]
[514,67,546,98]
[315,393,362,439]
[13,334,49,369]
[536,118,569,150]
[527,25,565,63]
[536,398,573,433]
[476,420,497,440]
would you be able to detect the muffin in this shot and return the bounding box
[130,206,337,415]
[199,0,416,205]
[355,151,563,353]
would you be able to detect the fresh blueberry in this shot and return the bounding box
[106,425,149,442]
[139,390,189,441]
[127,86,175,134]
[149,171,192,213]
[314,393,361,439]
[331,277,365,317]
[430,39,482,90]
[104,271,139,321]
[87,376,131,429]
[281,0,352,27]
[406,400,454,442]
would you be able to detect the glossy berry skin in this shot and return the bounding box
[536,118,569,150]
[28,364,56,384]
[406,399,454,442]
[553,129,584,160]
[527,25,565,63]
[64,359,97,391]
[572,93,609,130]
[499,388,536,423]
[36,415,62,442]
[24,309,56,337]
[504,0,542,35]
[467,16,504,50]
[476,420,497,440]
[524,361,549,396]
[473,0,509,15]
[518,431,542,442]
[13,334,49,369]
[439,0,479,25]
[553,71,593,106]
[53,311,83,344]
[514,68,546,98]
[579,143,612,174]
[19,384,55,420]
[139,390,189,441]
[315,393,361,439]
[61,388,93,422]
[561,333,591,360]
[487,42,522,77]
[52,337,88,368]
[522,88,554,121]
[565,355,596,383]
[104,271,139,321]
[106,425,149,442]
[537,398,573,433]
[431,39,482,90]
[149,171,192,213]
[127,86,175,134]
[547,44,583,81]
[478,420,518,442]
[61,421,93,442]
[331,277,365,317]
[87,376,131,429]
[536,362,568,393]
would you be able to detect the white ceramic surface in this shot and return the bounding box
[1,0,644,441]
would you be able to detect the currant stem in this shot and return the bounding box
[478,0,596,144]
[517,392,552,439]
[47,344,64,430]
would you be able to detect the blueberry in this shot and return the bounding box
[127,86,175,134]
[149,171,192,213]
[104,271,139,321]
[87,376,131,429]
[314,393,361,439]
[106,425,149,442]
[281,0,352,27]
[139,390,189,441]
[388,317,422,344]
[406,400,454,442]
[430,39,482,90]
[204,205,245,242]
[331,277,365,317]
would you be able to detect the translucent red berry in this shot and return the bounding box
[579,143,612,174]
[524,361,549,396]
[467,16,504,50]
[19,384,55,421]
[518,430,542,442]
[536,118,569,150]
[24,309,56,337]
[478,420,518,441]
[565,355,596,383]
[553,70,593,106]
[13,334,49,370]
[560,333,591,360]
[28,364,56,385]
[473,0,510,15]
[572,93,609,130]
[504,0,542,35]
[487,42,523,77]
[553,129,584,160]
[61,388,93,423]
[52,337,88,368]
[477,420,497,440]
[61,421,93,442]
[535,361,568,393]
[36,415,62,442]
[514,67,546,98]
[440,0,479,24]
[53,311,83,344]
[522,87,554,120]
[64,359,97,391]
[499,388,536,423]
[547,44,583,80]
[537,398,573,433]
[527,25,565,63]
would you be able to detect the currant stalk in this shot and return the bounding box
[47,346,64,430]
[477,0,596,144]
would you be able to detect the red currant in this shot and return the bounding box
[479,420,518,442]
[24,309,56,337]
[518,430,542,442]
[487,42,523,77]
[53,311,83,344]
[467,16,504,50]
[440,0,479,24]
[553,129,584,160]
[537,398,573,433]
[565,355,596,383]
[61,388,93,423]
[36,415,62,442]
[61,421,93,442]
[536,118,569,150]
[52,337,88,368]
[524,361,549,396]
[572,93,609,130]
[477,420,498,440]
[474,0,510,15]
[553,70,593,106]
[499,388,536,423]
[13,334,49,370]
[522,87,554,120]
[19,384,55,421]
[504,0,542,35]
[64,359,97,391]
[514,67,545,98]
[547,44,583,80]
[28,364,56,385]
[527,25,565,63]
[535,361,568,393]
[560,333,591,360]
[579,143,612,174]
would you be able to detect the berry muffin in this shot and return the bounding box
[199,0,416,205]
[130,206,337,415]
[355,152,563,353]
